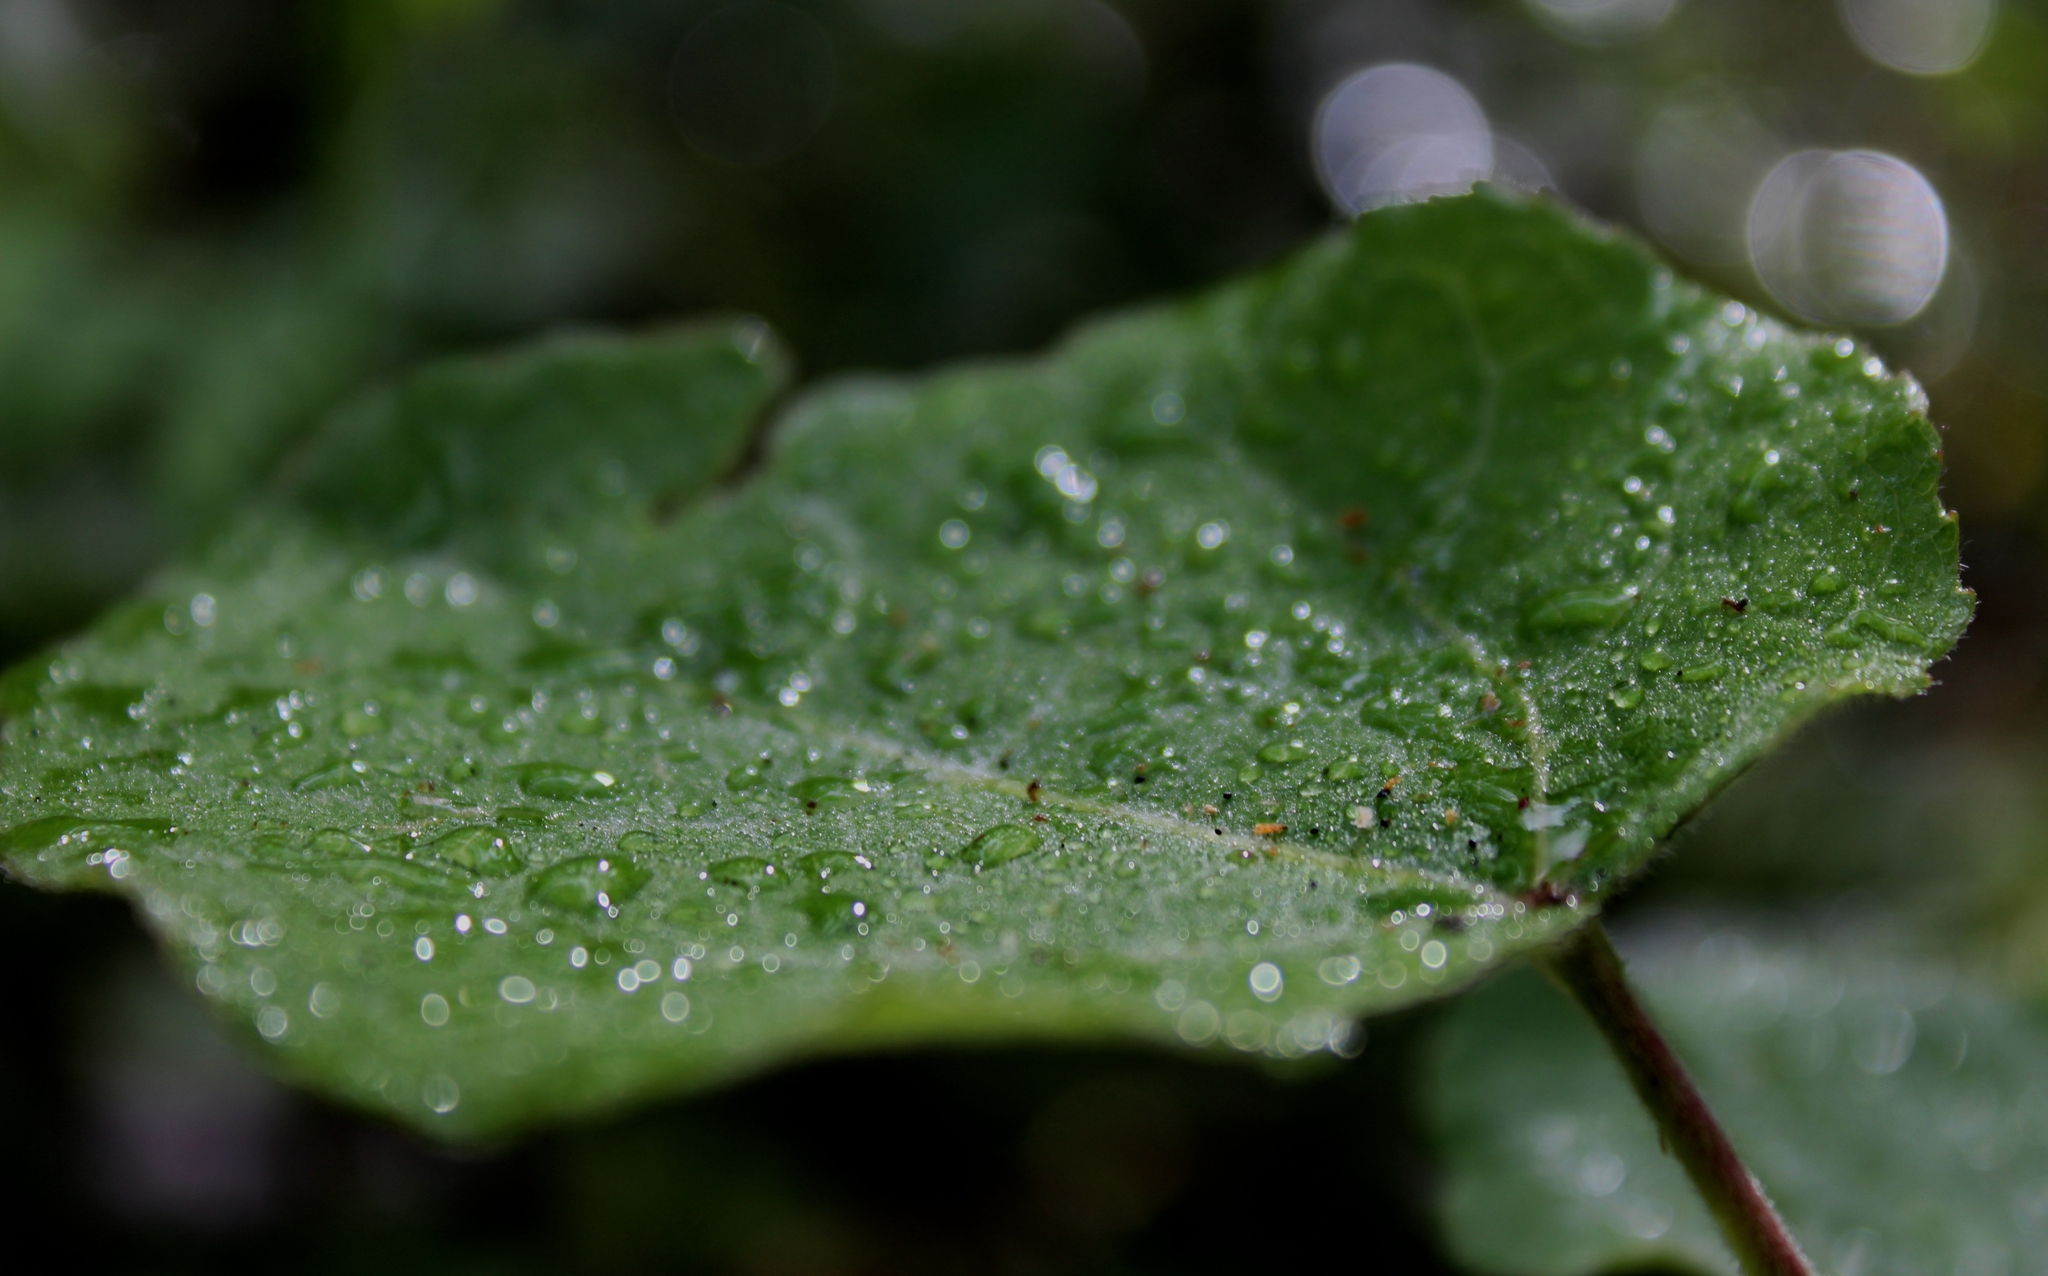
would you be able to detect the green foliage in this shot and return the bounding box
[1425,920,2045,1276]
[0,191,1967,1136]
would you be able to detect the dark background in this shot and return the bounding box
[1,1,2043,1270]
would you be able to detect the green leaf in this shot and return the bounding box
[1423,918,2043,1276]
[0,191,1968,1136]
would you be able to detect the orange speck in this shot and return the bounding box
[1254,822,1287,836]
[1202,803,1219,816]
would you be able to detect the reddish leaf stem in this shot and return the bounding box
[1539,922,1815,1276]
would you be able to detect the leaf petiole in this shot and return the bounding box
[1538,922,1815,1276]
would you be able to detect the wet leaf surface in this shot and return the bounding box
[1425,914,2048,1276]
[0,192,1967,1136]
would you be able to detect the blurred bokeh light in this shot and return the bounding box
[1313,63,1493,213]
[1838,0,1998,74]
[1523,0,1682,46]
[1750,148,1949,325]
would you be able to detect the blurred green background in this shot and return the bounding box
[2,0,2044,1270]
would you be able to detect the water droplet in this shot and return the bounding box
[1054,463,1097,502]
[414,826,518,876]
[1257,742,1311,765]
[499,976,537,1004]
[726,761,771,790]
[661,991,692,1023]
[1,815,178,869]
[1577,1151,1626,1197]
[528,854,649,911]
[1249,962,1284,1001]
[790,775,867,805]
[707,856,785,887]
[308,983,341,1018]
[1318,955,1362,986]
[1530,587,1638,630]
[1825,609,1929,650]
[512,762,620,801]
[304,829,370,858]
[340,703,387,737]
[959,824,1043,868]
[1226,1010,1272,1052]
[1177,1000,1220,1044]
[421,1074,460,1114]
[420,993,451,1026]
[294,761,368,791]
[614,830,664,857]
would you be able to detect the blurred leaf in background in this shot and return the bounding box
[1428,916,2048,1276]
[0,0,1319,662]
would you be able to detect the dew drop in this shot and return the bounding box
[1318,955,1361,986]
[421,1074,460,1115]
[1530,587,1637,630]
[528,855,650,911]
[419,826,520,876]
[1248,963,1285,1002]
[959,824,1043,868]
[512,762,620,801]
